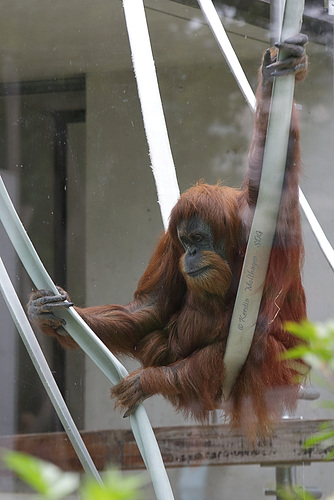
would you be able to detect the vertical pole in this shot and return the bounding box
[270,0,286,45]
[222,0,305,399]
[275,465,297,500]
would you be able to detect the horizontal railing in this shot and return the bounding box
[0,420,332,472]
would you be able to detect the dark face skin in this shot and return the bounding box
[177,216,226,276]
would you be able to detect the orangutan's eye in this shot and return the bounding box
[193,234,204,243]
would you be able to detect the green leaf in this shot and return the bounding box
[2,450,80,498]
[292,486,316,500]
[318,401,334,410]
[285,320,317,341]
[304,430,334,447]
[281,346,310,360]
[276,484,315,500]
[81,469,146,500]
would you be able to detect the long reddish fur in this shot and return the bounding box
[35,48,307,436]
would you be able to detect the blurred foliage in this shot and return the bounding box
[284,320,334,460]
[280,320,334,500]
[277,485,316,500]
[2,449,145,499]
[285,320,334,386]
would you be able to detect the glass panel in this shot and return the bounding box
[0,0,333,497]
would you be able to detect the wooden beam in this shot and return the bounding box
[0,420,332,472]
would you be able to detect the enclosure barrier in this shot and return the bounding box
[0,420,331,470]
[1,420,328,498]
